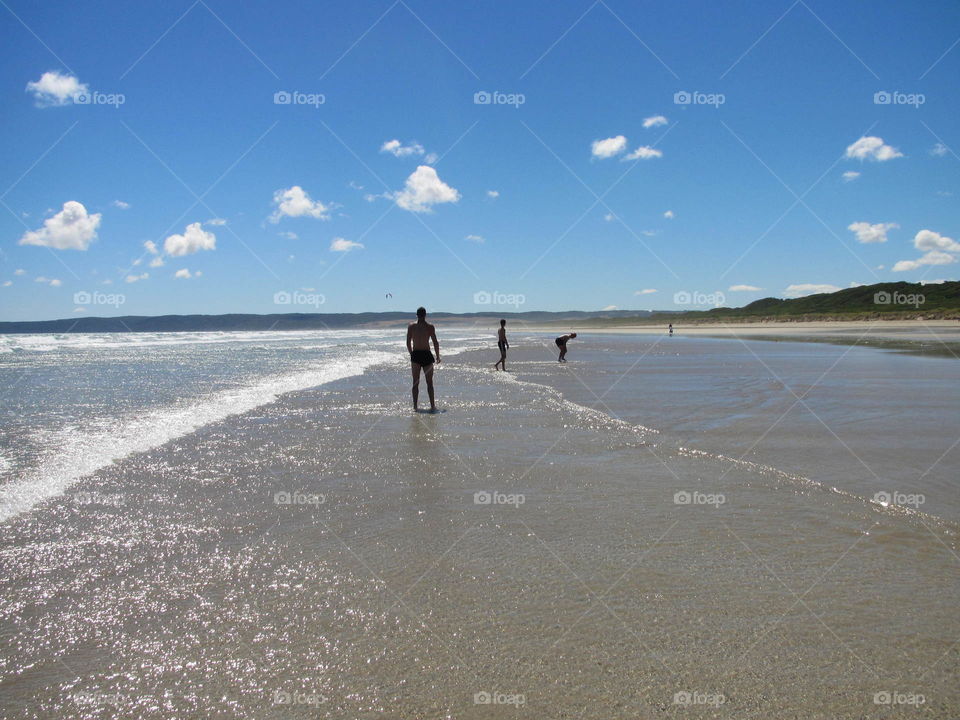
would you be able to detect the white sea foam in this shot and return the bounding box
[0,349,394,523]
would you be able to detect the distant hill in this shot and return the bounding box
[1,282,956,333]
[0,309,653,334]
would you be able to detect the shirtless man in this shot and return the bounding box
[406,306,441,411]
[494,319,509,371]
[555,332,577,362]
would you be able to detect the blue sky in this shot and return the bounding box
[1,0,958,321]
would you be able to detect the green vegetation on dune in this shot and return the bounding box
[582,281,960,326]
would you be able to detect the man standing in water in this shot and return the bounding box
[555,332,576,362]
[494,319,509,371]
[407,307,441,411]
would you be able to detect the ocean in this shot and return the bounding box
[0,328,957,718]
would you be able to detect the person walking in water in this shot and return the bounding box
[494,319,509,371]
[406,307,440,411]
[555,332,576,362]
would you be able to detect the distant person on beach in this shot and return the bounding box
[555,332,576,362]
[407,307,440,412]
[494,319,509,371]
[668,323,674,336]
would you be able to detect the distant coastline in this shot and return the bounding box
[1,280,956,333]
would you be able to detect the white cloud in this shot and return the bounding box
[842,171,860,182]
[205,217,227,226]
[14,269,25,276]
[604,213,615,222]
[634,288,657,295]
[330,237,364,252]
[279,231,298,240]
[174,268,195,279]
[270,186,330,222]
[784,283,840,297]
[19,201,101,250]
[380,139,425,158]
[2,281,11,287]
[486,190,499,199]
[49,278,62,287]
[112,200,130,209]
[424,152,439,164]
[892,230,960,272]
[642,115,668,129]
[143,240,159,255]
[394,165,460,213]
[125,273,148,283]
[663,210,674,219]
[164,222,216,257]
[729,284,762,292]
[848,221,898,244]
[914,229,960,253]
[845,136,903,161]
[149,256,165,268]
[465,234,485,243]
[25,70,87,107]
[849,281,866,288]
[624,145,662,160]
[602,305,618,311]
[591,135,627,159]
[930,143,948,157]
[73,306,85,312]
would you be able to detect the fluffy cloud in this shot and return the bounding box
[624,146,662,160]
[930,143,948,157]
[2,281,11,287]
[784,283,840,298]
[663,210,675,219]
[842,171,860,182]
[591,135,627,159]
[270,186,330,222]
[729,284,762,292]
[19,201,101,250]
[380,139,425,158]
[394,165,460,213]
[174,268,201,279]
[34,276,61,286]
[149,257,165,268]
[892,229,960,271]
[144,240,159,255]
[486,190,499,199]
[112,200,130,209]
[278,231,298,240]
[125,273,148,283]
[845,136,902,161]
[14,269,25,275]
[634,288,657,295]
[205,217,227,226]
[602,305,618,311]
[848,221,898,244]
[642,115,668,129]
[164,222,216,257]
[465,234,485,243]
[25,71,87,107]
[330,237,364,252]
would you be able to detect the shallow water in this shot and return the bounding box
[0,330,957,718]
